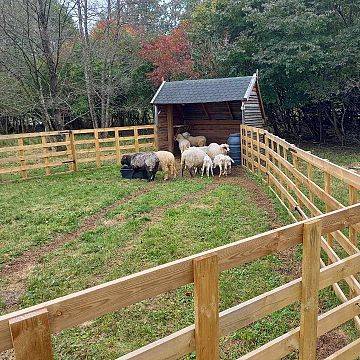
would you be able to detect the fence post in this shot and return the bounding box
[292,154,303,208]
[299,219,322,360]
[115,128,121,165]
[349,185,358,245]
[194,254,219,360]
[69,131,77,172]
[94,129,101,167]
[264,132,270,184]
[41,135,51,175]
[307,163,314,202]
[240,125,245,167]
[9,308,54,360]
[17,138,27,179]
[324,172,333,249]
[134,127,140,152]
[249,128,255,172]
[153,124,158,150]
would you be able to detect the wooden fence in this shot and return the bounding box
[0,127,359,359]
[241,124,360,329]
[0,125,156,181]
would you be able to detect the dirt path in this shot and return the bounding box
[0,184,157,311]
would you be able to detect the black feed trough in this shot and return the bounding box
[120,166,148,180]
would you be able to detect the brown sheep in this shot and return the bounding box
[182,132,206,147]
[155,151,177,180]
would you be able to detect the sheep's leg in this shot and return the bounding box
[201,164,205,177]
[164,166,169,180]
[171,164,176,178]
[189,167,195,177]
[146,169,153,182]
[210,166,214,177]
[219,164,222,177]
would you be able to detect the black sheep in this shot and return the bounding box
[121,152,160,181]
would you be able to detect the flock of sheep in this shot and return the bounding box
[120,131,234,181]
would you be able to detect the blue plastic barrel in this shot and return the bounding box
[227,133,241,165]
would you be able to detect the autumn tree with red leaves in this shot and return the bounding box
[140,24,198,86]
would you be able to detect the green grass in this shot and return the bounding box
[0,167,143,268]
[25,180,298,360]
[0,144,359,359]
[302,143,360,167]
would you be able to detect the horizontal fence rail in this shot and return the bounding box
[241,125,360,334]
[1,204,359,359]
[0,125,156,181]
[0,127,359,359]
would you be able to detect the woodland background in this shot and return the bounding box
[0,0,359,144]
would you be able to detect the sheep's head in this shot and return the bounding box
[121,154,132,166]
[220,144,230,154]
[182,132,190,138]
[175,133,184,141]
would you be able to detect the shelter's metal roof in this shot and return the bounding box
[151,75,256,105]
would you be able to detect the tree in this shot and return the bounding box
[0,0,76,131]
[140,23,198,85]
[187,0,360,144]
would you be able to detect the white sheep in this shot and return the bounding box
[201,154,213,177]
[175,133,191,153]
[155,151,177,180]
[223,155,234,175]
[180,147,207,177]
[213,154,234,177]
[199,143,230,159]
[182,132,207,147]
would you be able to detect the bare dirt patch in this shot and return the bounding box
[218,167,279,228]
[317,329,349,359]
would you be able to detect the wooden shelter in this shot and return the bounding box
[151,72,266,152]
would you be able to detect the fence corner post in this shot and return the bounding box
[9,308,54,360]
[299,219,322,360]
[193,254,219,360]
[153,124,158,151]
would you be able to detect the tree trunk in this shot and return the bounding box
[76,0,98,128]
[36,0,63,130]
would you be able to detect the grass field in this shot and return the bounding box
[0,144,359,359]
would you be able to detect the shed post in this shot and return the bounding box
[166,104,174,152]
[154,105,159,150]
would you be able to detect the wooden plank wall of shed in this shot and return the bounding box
[156,99,262,152]
[242,84,264,128]
[156,105,169,151]
[156,104,183,151]
[181,101,242,144]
